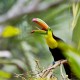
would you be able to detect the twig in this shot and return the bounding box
[47,60,67,70]
[36,60,67,78]
[60,63,69,80]
[60,63,64,80]
[35,60,42,72]
[14,73,26,80]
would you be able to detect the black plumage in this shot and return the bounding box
[49,34,71,78]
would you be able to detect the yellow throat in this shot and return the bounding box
[45,30,58,49]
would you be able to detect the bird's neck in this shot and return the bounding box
[45,31,58,49]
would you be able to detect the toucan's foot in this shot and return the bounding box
[52,61,55,65]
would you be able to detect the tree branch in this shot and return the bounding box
[36,60,67,78]
[60,63,69,80]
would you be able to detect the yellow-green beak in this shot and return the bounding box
[31,18,50,35]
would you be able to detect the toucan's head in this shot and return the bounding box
[31,18,58,49]
[31,18,52,37]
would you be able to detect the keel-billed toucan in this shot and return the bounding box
[31,18,71,78]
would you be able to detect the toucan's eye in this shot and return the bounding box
[48,28,52,31]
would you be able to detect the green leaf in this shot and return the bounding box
[72,3,80,50]
[65,50,80,78]
[0,70,11,78]
[59,42,80,79]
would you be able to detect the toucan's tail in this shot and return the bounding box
[63,63,78,79]
[63,63,71,78]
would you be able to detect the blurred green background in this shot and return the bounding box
[0,0,80,80]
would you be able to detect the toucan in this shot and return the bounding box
[31,18,72,78]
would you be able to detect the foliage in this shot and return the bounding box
[1,26,20,37]
[0,0,80,80]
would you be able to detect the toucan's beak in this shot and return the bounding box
[31,18,50,34]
